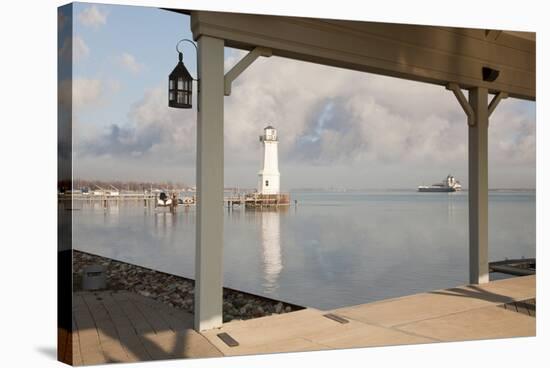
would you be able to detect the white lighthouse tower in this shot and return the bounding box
[258,126,280,195]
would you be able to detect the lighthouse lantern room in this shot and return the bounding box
[258,126,280,195]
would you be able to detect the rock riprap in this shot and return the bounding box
[73,250,302,322]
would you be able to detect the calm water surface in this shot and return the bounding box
[71,190,535,310]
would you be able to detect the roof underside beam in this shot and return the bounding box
[189,10,535,101]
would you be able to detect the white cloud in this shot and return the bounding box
[78,5,107,28]
[74,78,103,108]
[73,36,90,61]
[222,55,534,168]
[58,35,89,62]
[489,101,536,165]
[78,86,196,163]
[60,76,121,117]
[75,54,535,187]
[107,80,122,93]
[117,52,144,74]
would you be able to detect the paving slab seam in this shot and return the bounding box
[388,327,444,342]
[205,338,226,357]
[299,336,337,350]
[334,290,535,331]
[389,301,535,330]
[322,311,445,343]
[334,277,535,314]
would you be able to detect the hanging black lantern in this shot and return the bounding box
[169,48,194,109]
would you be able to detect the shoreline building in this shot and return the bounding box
[258,126,280,195]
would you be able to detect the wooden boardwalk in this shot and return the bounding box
[64,275,535,365]
[69,290,222,365]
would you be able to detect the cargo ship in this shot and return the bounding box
[418,175,462,192]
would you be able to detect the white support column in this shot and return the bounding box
[468,87,489,284]
[195,35,225,331]
[448,84,505,285]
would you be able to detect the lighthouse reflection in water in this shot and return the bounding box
[258,210,283,292]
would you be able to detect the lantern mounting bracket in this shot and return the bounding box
[176,38,199,80]
[224,47,272,96]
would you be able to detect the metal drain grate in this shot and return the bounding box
[217,332,239,347]
[323,313,349,324]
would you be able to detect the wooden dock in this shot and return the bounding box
[62,275,535,364]
[58,191,291,209]
[226,193,291,208]
[489,258,536,276]
[63,290,222,365]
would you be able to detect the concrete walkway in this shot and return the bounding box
[68,275,535,365]
[202,275,535,356]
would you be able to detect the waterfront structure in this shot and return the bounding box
[418,175,462,192]
[160,9,534,332]
[56,9,536,365]
[258,126,280,195]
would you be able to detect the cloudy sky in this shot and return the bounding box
[69,3,536,189]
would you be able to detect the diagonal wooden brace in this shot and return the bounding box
[446,83,508,126]
[488,91,508,117]
[224,47,272,96]
[446,83,475,125]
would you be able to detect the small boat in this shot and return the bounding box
[179,196,195,205]
[418,175,462,192]
[157,192,173,207]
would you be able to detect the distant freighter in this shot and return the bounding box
[418,175,462,192]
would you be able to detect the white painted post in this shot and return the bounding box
[468,87,489,284]
[195,35,225,331]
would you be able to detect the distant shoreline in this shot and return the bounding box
[289,188,536,193]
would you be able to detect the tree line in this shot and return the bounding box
[61,179,190,192]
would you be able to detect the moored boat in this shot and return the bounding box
[157,192,173,206]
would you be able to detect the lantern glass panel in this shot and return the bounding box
[177,78,184,90]
[169,80,174,89]
[169,91,174,101]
